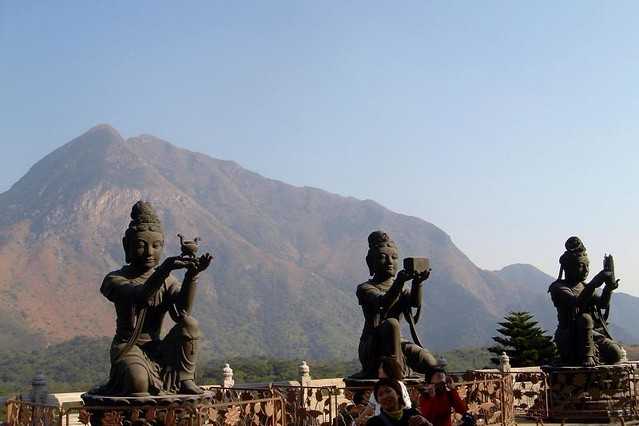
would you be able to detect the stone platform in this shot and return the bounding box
[541,363,639,422]
[80,391,214,426]
[343,375,425,389]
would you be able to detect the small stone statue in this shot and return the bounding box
[177,234,201,258]
[548,236,623,366]
[95,201,213,396]
[352,230,437,379]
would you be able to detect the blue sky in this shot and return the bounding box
[2,1,639,294]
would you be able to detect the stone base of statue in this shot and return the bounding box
[343,375,424,389]
[80,391,213,426]
[541,363,639,422]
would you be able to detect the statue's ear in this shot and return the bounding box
[122,236,131,264]
[365,254,375,276]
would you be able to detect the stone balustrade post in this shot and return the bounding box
[499,352,511,373]
[298,361,311,408]
[498,352,515,425]
[298,360,311,385]
[222,363,234,388]
[29,372,49,404]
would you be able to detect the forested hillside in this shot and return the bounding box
[0,337,492,396]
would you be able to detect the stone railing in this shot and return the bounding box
[3,359,516,426]
[4,388,286,426]
[13,356,639,425]
[473,365,547,420]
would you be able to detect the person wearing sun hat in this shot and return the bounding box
[366,378,431,426]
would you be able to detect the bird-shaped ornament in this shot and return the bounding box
[177,234,201,258]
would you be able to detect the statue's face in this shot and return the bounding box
[127,230,164,270]
[370,246,399,279]
[565,261,589,283]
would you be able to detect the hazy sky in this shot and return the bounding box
[2,2,638,294]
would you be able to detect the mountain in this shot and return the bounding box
[1,125,638,359]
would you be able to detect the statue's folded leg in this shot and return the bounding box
[378,318,404,364]
[378,318,401,354]
[554,327,574,365]
[162,315,202,394]
[99,343,163,396]
[576,313,596,365]
[595,332,623,364]
[402,342,437,375]
[125,363,150,396]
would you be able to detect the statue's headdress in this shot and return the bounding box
[558,236,588,279]
[366,230,398,276]
[123,201,164,263]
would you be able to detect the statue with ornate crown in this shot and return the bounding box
[548,236,623,366]
[542,237,635,422]
[350,230,438,380]
[92,201,213,396]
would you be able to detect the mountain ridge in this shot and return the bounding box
[2,124,638,358]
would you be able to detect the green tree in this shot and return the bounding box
[488,311,556,367]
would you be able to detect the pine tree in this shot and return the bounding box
[488,311,556,367]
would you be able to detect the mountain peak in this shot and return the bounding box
[493,263,554,295]
[85,123,123,138]
[0,125,130,223]
[496,263,544,274]
[72,124,124,148]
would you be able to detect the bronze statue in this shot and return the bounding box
[548,236,623,366]
[97,201,213,396]
[353,231,437,379]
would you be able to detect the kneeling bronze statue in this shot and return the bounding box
[549,236,623,366]
[95,201,213,396]
[352,231,437,379]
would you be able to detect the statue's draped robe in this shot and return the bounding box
[549,279,621,365]
[357,279,433,377]
[98,266,191,395]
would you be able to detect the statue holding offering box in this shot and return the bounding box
[352,230,438,379]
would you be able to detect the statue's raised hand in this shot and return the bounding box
[396,269,417,285]
[161,256,199,272]
[196,253,214,273]
[413,268,431,286]
[607,277,620,290]
[183,252,214,277]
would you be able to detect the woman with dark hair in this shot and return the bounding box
[418,368,471,426]
[366,379,431,426]
[366,357,412,416]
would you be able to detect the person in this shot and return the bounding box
[366,379,431,426]
[366,357,412,416]
[548,236,623,366]
[96,201,213,396]
[354,231,438,379]
[418,367,469,426]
